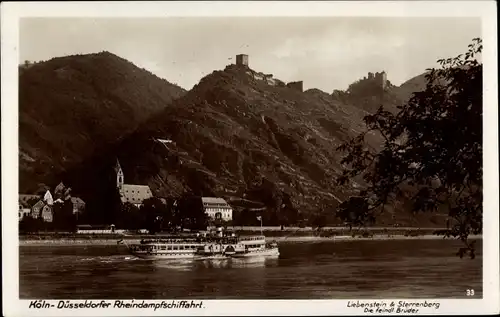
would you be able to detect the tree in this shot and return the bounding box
[19,216,44,233]
[336,38,483,258]
[53,199,77,232]
[26,197,40,208]
[233,208,260,226]
[82,165,123,225]
[310,213,327,230]
[140,197,171,234]
[119,202,143,230]
[176,195,208,231]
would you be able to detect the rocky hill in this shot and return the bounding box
[19,52,186,193]
[62,63,434,226]
[390,72,429,102]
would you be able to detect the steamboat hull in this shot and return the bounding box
[130,251,198,260]
[232,248,280,258]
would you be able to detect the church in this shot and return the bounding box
[114,160,153,207]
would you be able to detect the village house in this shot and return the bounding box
[41,204,53,222]
[19,184,85,222]
[18,194,39,220]
[202,197,233,221]
[29,190,54,222]
[52,182,86,214]
[18,204,31,220]
[115,160,153,207]
[54,181,72,200]
[31,200,45,219]
[70,197,86,214]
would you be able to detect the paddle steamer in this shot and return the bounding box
[124,228,279,260]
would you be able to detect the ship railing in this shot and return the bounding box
[138,237,240,245]
[238,236,266,242]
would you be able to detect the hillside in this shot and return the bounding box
[63,63,436,227]
[390,72,429,102]
[19,52,186,193]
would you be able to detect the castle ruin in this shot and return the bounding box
[286,81,303,92]
[236,54,249,67]
[232,54,304,92]
[350,71,388,94]
[375,71,387,90]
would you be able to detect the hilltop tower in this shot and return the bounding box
[375,71,387,90]
[114,159,124,191]
[236,54,249,67]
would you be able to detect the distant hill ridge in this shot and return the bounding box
[20,51,434,226]
[60,57,435,226]
[19,51,186,192]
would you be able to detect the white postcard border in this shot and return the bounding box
[2,1,498,316]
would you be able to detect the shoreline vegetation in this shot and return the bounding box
[19,227,482,246]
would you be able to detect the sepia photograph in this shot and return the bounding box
[2,1,498,316]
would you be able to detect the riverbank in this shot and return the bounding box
[18,234,482,246]
[273,234,483,242]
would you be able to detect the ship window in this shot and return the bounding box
[179,246,184,250]
[173,246,178,250]
[167,246,172,250]
[160,246,166,250]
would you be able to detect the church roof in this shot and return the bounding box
[120,184,152,205]
[202,197,228,203]
[71,197,85,205]
[43,190,53,205]
[202,197,231,207]
[54,182,65,192]
[32,200,46,210]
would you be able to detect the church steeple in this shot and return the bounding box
[115,159,124,191]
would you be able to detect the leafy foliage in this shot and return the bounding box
[336,39,483,258]
[118,202,144,230]
[140,197,174,234]
[19,217,46,233]
[52,200,77,232]
[176,195,208,231]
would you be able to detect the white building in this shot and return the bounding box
[18,204,31,220]
[202,197,233,221]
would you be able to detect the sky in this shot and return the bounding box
[19,17,481,92]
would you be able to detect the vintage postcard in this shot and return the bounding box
[2,1,498,316]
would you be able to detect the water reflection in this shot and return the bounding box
[231,257,279,269]
[153,259,197,271]
[150,256,279,271]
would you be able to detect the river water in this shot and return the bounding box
[19,239,482,299]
